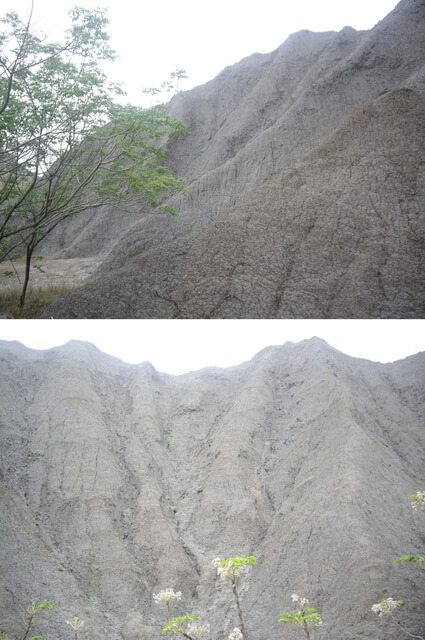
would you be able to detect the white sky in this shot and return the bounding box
[6,0,400,106]
[0,320,424,374]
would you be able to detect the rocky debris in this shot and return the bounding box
[0,337,424,640]
[43,0,425,318]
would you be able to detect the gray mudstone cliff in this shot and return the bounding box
[43,0,425,318]
[0,338,424,639]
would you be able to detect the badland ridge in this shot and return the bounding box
[0,337,424,639]
[43,0,425,318]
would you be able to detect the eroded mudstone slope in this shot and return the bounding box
[0,338,424,640]
[46,76,425,318]
[44,0,425,318]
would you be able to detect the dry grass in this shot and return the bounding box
[0,281,81,318]
[0,255,102,318]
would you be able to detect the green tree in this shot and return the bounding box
[0,3,187,308]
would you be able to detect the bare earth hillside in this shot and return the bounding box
[42,0,425,318]
[0,338,424,640]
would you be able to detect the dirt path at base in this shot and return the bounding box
[0,256,102,293]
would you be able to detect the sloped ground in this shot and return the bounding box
[43,0,425,318]
[0,256,101,293]
[0,338,424,640]
[46,82,425,318]
[0,256,102,317]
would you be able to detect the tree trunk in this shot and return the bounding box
[19,242,34,309]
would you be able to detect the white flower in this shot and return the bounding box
[186,622,210,638]
[291,594,308,608]
[372,597,401,616]
[411,491,425,510]
[153,588,182,605]
[215,560,246,581]
[66,617,84,631]
[384,597,399,612]
[212,556,256,583]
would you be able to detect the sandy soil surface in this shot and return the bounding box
[0,256,102,293]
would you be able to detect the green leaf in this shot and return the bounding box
[162,614,199,634]
[278,607,322,629]
[221,555,257,568]
[35,602,55,612]
[394,554,425,566]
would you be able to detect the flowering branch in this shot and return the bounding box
[154,589,183,617]
[394,491,425,569]
[371,597,404,616]
[212,556,256,640]
[65,616,84,640]
[278,594,322,640]
[161,615,210,640]
[21,602,54,640]
[371,598,424,640]
[409,491,425,511]
[153,589,183,605]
